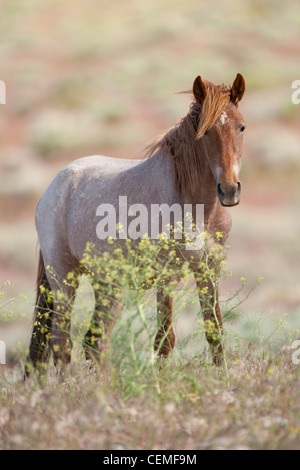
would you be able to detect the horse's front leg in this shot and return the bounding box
[154,290,175,357]
[197,277,224,365]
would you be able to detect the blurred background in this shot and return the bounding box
[0,0,299,365]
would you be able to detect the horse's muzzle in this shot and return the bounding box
[217,181,241,207]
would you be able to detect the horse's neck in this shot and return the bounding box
[145,148,219,221]
[175,136,220,221]
[141,149,230,239]
[134,150,179,206]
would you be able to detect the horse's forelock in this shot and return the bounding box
[196,82,231,139]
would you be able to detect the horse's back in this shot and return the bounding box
[35,155,146,267]
[66,154,142,174]
[36,154,142,215]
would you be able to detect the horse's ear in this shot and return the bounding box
[231,73,245,105]
[193,76,207,106]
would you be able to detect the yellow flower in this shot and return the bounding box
[292,427,300,435]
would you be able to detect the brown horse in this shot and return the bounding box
[25,73,246,377]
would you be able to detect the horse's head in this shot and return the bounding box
[193,73,246,207]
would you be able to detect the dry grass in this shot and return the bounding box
[0,350,299,450]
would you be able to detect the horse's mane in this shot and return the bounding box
[145,81,231,202]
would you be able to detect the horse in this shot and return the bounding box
[25,73,246,377]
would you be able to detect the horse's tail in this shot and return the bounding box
[24,250,53,378]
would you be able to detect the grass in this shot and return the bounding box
[0,349,299,450]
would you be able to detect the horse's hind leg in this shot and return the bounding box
[25,252,53,378]
[83,283,123,364]
[47,272,79,378]
[154,290,175,358]
[49,301,73,373]
[34,251,80,379]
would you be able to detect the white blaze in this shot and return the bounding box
[220,112,227,125]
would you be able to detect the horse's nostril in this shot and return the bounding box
[217,183,224,196]
[218,181,241,196]
[217,181,241,206]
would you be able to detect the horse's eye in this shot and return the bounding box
[240,125,246,133]
[204,130,209,136]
